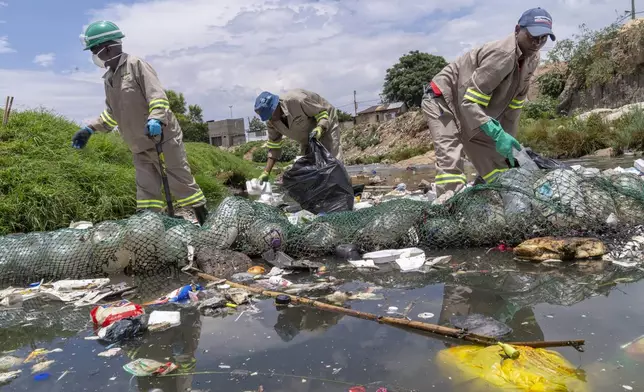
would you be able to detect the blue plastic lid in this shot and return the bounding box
[34,373,50,381]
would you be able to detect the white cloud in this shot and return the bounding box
[0,0,629,124]
[0,2,8,7]
[33,53,56,67]
[0,69,104,122]
[0,36,14,54]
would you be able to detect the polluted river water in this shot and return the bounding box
[1,157,643,392]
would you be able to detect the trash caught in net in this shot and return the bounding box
[0,167,642,288]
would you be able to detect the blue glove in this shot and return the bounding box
[147,119,162,136]
[72,126,93,149]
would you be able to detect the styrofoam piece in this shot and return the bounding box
[353,202,374,210]
[634,159,644,174]
[396,253,426,271]
[363,247,425,264]
[348,259,379,269]
[148,311,181,328]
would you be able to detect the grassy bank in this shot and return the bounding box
[517,110,644,158]
[0,110,259,235]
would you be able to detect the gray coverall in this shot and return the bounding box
[89,53,205,211]
[421,33,539,196]
[266,89,343,163]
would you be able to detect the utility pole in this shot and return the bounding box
[229,105,233,118]
[632,0,636,19]
[353,90,358,117]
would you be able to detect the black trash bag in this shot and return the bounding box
[282,138,354,214]
[99,315,148,343]
[524,147,570,170]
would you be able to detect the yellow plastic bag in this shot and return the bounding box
[436,344,588,391]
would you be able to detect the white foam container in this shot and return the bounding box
[363,247,425,264]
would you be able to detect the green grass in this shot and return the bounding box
[230,140,264,158]
[0,109,259,235]
[517,109,644,158]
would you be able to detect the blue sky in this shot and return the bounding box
[0,0,625,124]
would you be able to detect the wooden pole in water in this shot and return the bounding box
[196,272,585,350]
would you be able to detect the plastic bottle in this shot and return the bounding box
[513,147,540,172]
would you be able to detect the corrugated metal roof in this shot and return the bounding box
[357,102,405,115]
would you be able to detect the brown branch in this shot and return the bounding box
[196,272,584,350]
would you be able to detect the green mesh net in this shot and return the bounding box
[0,167,643,288]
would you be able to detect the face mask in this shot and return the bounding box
[91,44,122,69]
[92,53,106,68]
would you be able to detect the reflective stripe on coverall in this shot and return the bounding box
[266,88,343,163]
[88,54,205,210]
[421,33,539,196]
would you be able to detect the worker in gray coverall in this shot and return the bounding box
[422,8,555,198]
[72,21,208,225]
[253,89,343,183]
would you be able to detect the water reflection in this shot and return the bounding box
[438,283,544,342]
[272,304,345,342]
[128,307,201,392]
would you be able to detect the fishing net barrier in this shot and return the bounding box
[0,167,643,288]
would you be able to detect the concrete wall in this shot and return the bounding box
[207,118,246,147]
[356,109,401,125]
[246,131,268,142]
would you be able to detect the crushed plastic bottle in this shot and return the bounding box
[513,147,540,172]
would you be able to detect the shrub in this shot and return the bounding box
[523,97,558,120]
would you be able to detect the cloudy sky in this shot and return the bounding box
[0,0,632,126]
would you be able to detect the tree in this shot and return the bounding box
[337,109,353,122]
[249,116,267,134]
[166,90,187,115]
[382,50,448,108]
[188,104,203,123]
[165,89,209,143]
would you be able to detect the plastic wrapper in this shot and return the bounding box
[123,358,177,377]
[436,344,588,391]
[90,300,144,328]
[282,138,354,214]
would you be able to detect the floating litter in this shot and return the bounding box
[418,312,435,319]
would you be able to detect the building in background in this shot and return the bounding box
[355,102,407,125]
[207,118,246,147]
[246,128,268,142]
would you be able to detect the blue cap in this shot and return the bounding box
[254,91,280,121]
[518,8,555,41]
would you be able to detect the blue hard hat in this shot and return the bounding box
[254,91,280,121]
[518,7,556,41]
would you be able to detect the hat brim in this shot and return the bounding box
[526,25,556,41]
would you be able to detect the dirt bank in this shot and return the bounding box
[341,110,432,165]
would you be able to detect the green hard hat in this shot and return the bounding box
[80,21,125,51]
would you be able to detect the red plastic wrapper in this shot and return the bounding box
[90,300,144,328]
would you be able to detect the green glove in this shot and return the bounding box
[258,170,270,185]
[480,119,521,166]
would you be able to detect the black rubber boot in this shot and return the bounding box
[193,205,209,225]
